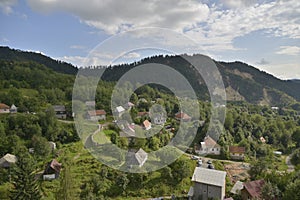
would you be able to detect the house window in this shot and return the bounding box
[212,148,214,151]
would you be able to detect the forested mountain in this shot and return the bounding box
[1,46,300,106]
[0,46,77,75]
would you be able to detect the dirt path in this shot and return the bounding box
[286,154,295,172]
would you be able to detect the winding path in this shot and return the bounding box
[286,154,295,172]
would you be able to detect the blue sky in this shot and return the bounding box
[0,0,299,79]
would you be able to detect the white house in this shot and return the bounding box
[196,135,221,155]
[88,110,106,121]
[188,167,226,200]
[115,106,125,117]
[10,104,17,113]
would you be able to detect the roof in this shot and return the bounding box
[127,148,148,166]
[243,179,265,199]
[0,103,10,109]
[85,101,96,106]
[137,111,149,117]
[202,135,220,148]
[53,105,66,112]
[88,109,106,116]
[49,159,62,173]
[10,104,17,109]
[224,198,234,200]
[175,111,191,120]
[192,167,226,187]
[143,120,151,128]
[116,106,125,113]
[229,146,246,154]
[0,153,17,164]
[231,181,244,194]
[260,137,266,143]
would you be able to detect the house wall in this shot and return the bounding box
[0,109,10,114]
[193,182,223,200]
[197,147,220,155]
[230,153,245,160]
[241,188,252,200]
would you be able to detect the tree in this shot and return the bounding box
[56,161,74,200]
[10,147,42,200]
[283,179,300,200]
[261,181,280,200]
[292,128,300,148]
[117,173,129,196]
[31,135,51,157]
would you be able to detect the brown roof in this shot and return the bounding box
[243,179,265,199]
[229,146,246,153]
[88,109,106,116]
[203,135,220,148]
[0,103,10,109]
[175,111,191,120]
[143,120,151,128]
[137,111,149,117]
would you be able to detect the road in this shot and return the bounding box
[286,154,295,172]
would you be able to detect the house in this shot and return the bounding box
[0,153,17,168]
[87,110,106,121]
[126,148,148,168]
[115,106,125,117]
[85,101,96,107]
[152,113,167,125]
[241,179,265,200]
[196,135,221,155]
[260,136,266,143]
[143,120,152,130]
[231,181,244,195]
[188,167,226,200]
[0,103,10,114]
[43,159,62,180]
[229,146,246,160]
[124,102,134,110]
[52,105,67,119]
[10,104,17,113]
[175,111,191,122]
[137,111,149,118]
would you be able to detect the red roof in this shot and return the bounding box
[175,111,191,120]
[143,120,151,128]
[243,179,265,199]
[0,103,9,109]
[203,135,220,148]
[229,146,246,153]
[50,159,62,173]
[137,111,149,117]
[88,109,106,116]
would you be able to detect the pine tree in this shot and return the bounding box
[10,147,42,200]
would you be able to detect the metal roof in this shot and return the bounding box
[192,167,226,187]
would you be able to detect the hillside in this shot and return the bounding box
[1,46,300,106]
[0,46,77,75]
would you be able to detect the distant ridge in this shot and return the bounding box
[0,46,78,75]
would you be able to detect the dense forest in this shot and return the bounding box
[0,47,299,199]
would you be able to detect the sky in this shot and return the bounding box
[0,0,299,80]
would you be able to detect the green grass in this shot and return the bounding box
[275,155,288,171]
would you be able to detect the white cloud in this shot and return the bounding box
[26,0,300,53]
[276,46,300,56]
[0,0,17,15]
[122,52,141,59]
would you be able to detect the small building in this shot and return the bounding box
[0,153,17,168]
[53,105,67,119]
[152,113,167,125]
[229,146,246,160]
[241,179,265,200]
[259,136,266,143]
[189,167,226,200]
[126,148,148,168]
[85,101,96,107]
[43,159,62,180]
[123,102,134,110]
[175,111,191,122]
[87,110,106,121]
[231,181,244,195]
[10,104,18,113]
[197,135,221,155]
[143,120,152,130]
[0,103,10,114]
[115,106,125,117]
[137,111,149,118]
